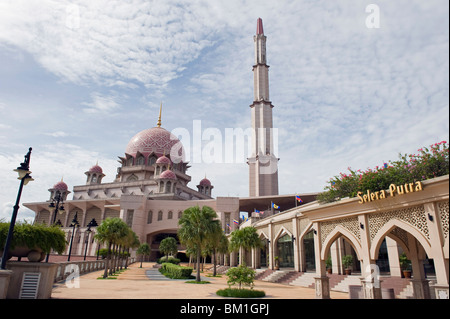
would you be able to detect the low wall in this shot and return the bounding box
[54,257,136,282]
[3,257,135,299]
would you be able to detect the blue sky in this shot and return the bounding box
[0,0,448,222]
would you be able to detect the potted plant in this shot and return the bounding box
[274,256,279,270]
[399,253,412,278]
[326,256,332,274]
[0,222,67,262]
[342,255,353,275]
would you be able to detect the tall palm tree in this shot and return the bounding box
[205,223,227,276]
[94,217,130,278]
[229,226,262,265]
[178,205,219,282]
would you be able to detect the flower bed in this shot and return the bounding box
[317,141,449,203]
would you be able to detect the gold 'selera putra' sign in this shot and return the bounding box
[357,181,423,204]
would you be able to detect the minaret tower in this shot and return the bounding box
[248,18,279,197]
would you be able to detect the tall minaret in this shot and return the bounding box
[248,18,279,197]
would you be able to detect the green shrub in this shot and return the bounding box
[159,263,193,279]
[0,222,66,254]
[157,256,180,265]
[216,288,265,298]
[226,264,256,290]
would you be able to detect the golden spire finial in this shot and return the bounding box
[157,102,162,127]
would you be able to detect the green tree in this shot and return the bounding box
[137,243,151,268]
[226,264,256,290]
[159,236,178,262]
[94,218,130,278]
[178,205,220,282]
[229,227,262,265]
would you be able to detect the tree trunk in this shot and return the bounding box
[196,249,201,282]
[103,242,112,278]
[213,249,217,277]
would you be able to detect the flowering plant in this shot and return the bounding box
[317,141,449,203]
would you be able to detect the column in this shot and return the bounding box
[292,218,300,272]
[408,233,431,299]
[424,202,449,298]
[359,215,382,299]
[386,237,402,277]
[313,222,330,299]
[268,223,274,270]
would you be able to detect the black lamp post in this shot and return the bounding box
[45,190,65,262]
[1,147,34,270]
[83,218,98,260]
[67,212,79,262]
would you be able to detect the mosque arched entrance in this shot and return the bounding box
[146,230,188,262]
[276,234,294,268]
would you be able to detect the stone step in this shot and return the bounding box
[290,272,316,288]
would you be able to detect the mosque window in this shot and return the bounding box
[92,175,97,183]
[127,158,133,166]
[168,211,173,219]
[159,182,164,193]
[166,181,172,193]
[147,211,153,224]
[178,211,182,219]
[158,211,163,221]
[137,156,145,165]
[126,209,134,227]
[149,156,157,166]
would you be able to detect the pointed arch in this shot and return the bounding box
[321,225,362,261]
[274,225,293,243]
[370,218,433,260]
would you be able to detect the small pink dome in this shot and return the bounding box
[156,155,172,165]
[199,178,211,187]
[159,170,177,180]
[89,164,103,174]
[53,181,68,191]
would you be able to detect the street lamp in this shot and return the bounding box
[83,218,98,260]
[67,212,79,262]
[45,190,66,262]
[1,147,33,270]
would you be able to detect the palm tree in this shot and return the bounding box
[159,236,178,262]
[205,223,227,277]
[178,205,219,282]
[94,217,130,278]
[229,226,262,265]
[137,243,151,268]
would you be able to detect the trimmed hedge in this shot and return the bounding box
[157,256,180,265]
[159,263,193,279]
[216,288,265,298]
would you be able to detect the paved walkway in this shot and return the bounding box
[51,262,348,299]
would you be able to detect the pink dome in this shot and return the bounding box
[125,127,183,159]
[53,181,68,191]
[89,164,103,174]
[159,170,177,180]
[156,155,172,165]
[199,178,211,187]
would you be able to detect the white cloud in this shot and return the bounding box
[82,92,121,114]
